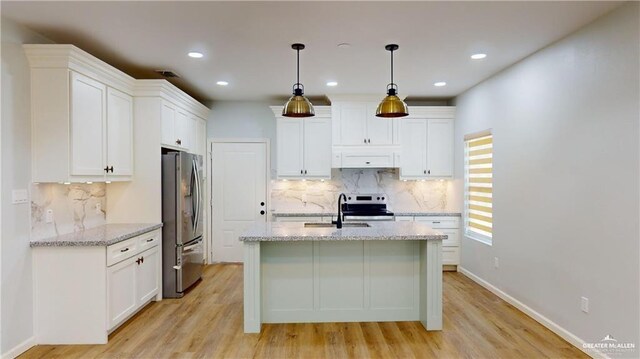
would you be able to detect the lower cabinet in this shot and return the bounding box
[396,216,460,267]
[33,229,162,344]
[107,245,160,330]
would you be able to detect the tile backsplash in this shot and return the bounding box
[271,169,458,213]
[31,183,106,240]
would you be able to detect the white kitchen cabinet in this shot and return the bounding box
[273,106,331,179]
[195,117,207,157]
[33,228,162,344]
[176,109,194,151]
[106,88,134,177]
[395,215,460,267]
[70,72,107,177]
[26,45,135,183]
[161,101,202,154]
[399,116,454,179]
[333,102,394,146]
[161,102,178,147]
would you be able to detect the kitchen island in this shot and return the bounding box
[239,221,445,333]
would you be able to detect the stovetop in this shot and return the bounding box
[341,193,394,217]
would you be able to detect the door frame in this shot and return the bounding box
[207,138,271,263]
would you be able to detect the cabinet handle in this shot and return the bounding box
[120,248,129,253]
[428,169,431,175]
[260,202,265,206]
[304,170,307,174]
[424,170,427,174]
[364,138,367,144]
[136,258,141,265]
[176,139,182,145]
[300,169,303,174]
[146,238,154,242]
[104,166,109,172]
[433,221,441,224]
[365,161,371,165]
[260,210,265,215]
[109,166,114,173]
[368,139,371,143]
[141,256,144,263]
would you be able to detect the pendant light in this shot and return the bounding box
[282,43,315,117]
[376,44,409,118]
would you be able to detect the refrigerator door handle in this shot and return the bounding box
[190,158,197,232]
[192,158,200,233]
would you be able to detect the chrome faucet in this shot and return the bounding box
[333,193,347,229]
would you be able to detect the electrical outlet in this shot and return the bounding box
[581,297,589,313]
[95,202,102,214]
[494,257,499,268]
[45,209,54,224]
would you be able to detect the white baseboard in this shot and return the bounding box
[1,336,35,359]
[458,267,608,359]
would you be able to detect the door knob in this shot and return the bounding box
[260,210,265,215]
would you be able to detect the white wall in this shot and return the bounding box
[1,17,53,356]
[454,3,639,356]
[207,101,277,174]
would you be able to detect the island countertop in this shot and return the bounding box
[239,221,447,242]
[30,223,163,247]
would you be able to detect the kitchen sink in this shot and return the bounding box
[304,222,370,228]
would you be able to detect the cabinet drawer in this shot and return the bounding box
[341,153,394,168]
[414,217,459,229]
[443,247,459,265]
[137,229,161,252]
[440,229,460,247]
[107,237,138,267]
[394,216,414,222]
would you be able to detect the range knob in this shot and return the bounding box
[377,197,380,200]
[348,196,352,200]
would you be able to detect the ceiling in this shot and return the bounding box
[2,1,622,105]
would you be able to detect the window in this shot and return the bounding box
[464,133,493,244]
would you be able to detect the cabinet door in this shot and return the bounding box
[366,103,393,145]
[175,110,192,151]
[276,118,304,177]
[107,256,137,330]
[196,117,207,157]
[399,119,428,178]
[70,72,106,176]
[106,88,133,177]
[161,103,177,147]
[303,117,331,178]
[426,119,454,177]
[136,246,160,304]
[338,103,368,145]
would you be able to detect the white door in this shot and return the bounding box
[106,87,133,177]
[366,103,394,145]
[303,117,332,178]
[161,102,176,147]
[212,141,268,262]
[107,256,137,330]
[70,71,106,176]
[426,119,454,177]
[136,246,160,304]
[400,119,428,178]
[338,103,368,145]
[175,110,192,151]
[276,118,304,177]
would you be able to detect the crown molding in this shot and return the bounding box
[134,80,210,118]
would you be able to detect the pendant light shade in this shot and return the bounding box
[283,43,315,117]
[376,44,408,118]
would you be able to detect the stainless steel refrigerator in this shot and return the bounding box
[161,151,204,298]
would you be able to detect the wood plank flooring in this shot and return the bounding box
[21,264,587,358]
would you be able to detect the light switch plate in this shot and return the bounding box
[12,189,28,204]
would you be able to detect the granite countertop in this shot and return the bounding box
[271,211,461,217]
[239,221,447,242]
[30,223,163,247]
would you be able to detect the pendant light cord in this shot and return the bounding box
[390,48,394,85]
[296,47,300,86]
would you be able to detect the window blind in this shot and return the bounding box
[465,134,493,242]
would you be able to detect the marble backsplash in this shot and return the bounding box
[31,183,106,240]
[271,169,458,213]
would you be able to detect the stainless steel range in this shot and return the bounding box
[340,193,395,221]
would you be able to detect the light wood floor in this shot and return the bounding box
[21,264,587,359]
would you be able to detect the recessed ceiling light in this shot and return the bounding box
[326,81,338,87]
[188,51,204,58]
[434,81,447,87]
[471,53,487,60]
[216,81,229,86]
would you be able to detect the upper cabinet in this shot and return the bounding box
[273,106,332,179]
[25,45,135,183]
[332,102,394,146]
[398,107,455,179]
